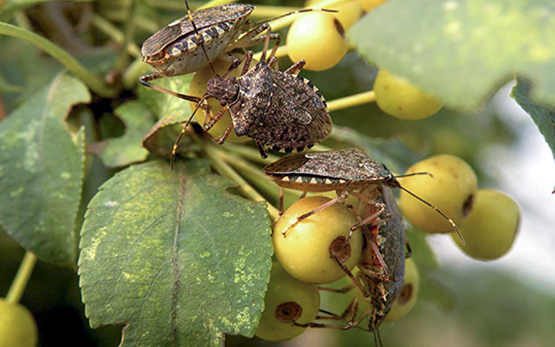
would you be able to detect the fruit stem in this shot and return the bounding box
[6,251,37,304]
[224,143,280,165]
[203,145,280,220]
[91,14,141,58]
[122,58,149,89]
[327,91,376,112]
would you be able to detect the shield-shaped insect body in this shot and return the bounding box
[205,60,332,155]
[141,4,254,77]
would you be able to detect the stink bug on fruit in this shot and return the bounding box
[167,30,332,168]
[140,0,334,100]
[296,185,405,345]
[355,185,405,333]
[263,147,463,242]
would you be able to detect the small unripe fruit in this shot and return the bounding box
[385,258,420,322]
[274,197,363,284]
[0,299,38,347]
[189,56,254,143]
[452,189,520,260]
[287,12,349,71]
[358,0,389,12]
[304,0,364,30]
[255,263,320,341]
[374,69,444,120]
[398,155,478,233]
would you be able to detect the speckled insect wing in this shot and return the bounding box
[230,63,332,153]
[141,4,254,75]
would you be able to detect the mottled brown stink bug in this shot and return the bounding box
[295,185,405,345]
[139,0,332,100]
[352,185,405,336]
[263,147,462,241]
[168,34,332,168]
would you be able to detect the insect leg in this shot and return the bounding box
[318,282,356,294]
[405,239,412,259]
[248,8,338,27]
[349,204,386,231]
[329,248,371,298]
[279,187,285,215]
[283,59,306,75]
[215,122,234,145]
[139,73,201,102]
[281,190,350,236]
[227,22,280,52]
[255,141,268,159]
[240,50,254,76]
[203,104,229,132]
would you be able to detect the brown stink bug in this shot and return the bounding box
[168,33,332,168]
[352,185,406,335]
[295,185,406,345]
[139,0,332,100]
[263,147,462,241]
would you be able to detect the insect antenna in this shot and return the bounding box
[184,0,220,77]
[248,8,337,26]
[395,171,433,179]
[170,93,213,170]
[373,327,384,347]
[398,185,465,245]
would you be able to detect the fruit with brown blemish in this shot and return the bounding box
[255,262,320,341]
[273,196,363,284]
[452,189,521,260]
[374,69,444,120]
[287,12,349,71]
[384,258,420,322]
[398,155,478,233]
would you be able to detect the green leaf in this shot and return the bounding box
[90,101,153,167]
[350,0,555,109]
[0,72,89,264]
[138,74,195,157]
[511,76,555,183]
[79,160,273,347]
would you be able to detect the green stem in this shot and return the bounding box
[327,91,376,112]
[91,14,141,58]
[6,252,37,304]
[219,149,304,212]
[0,22,117,98]
[122,57,149,90]
[224,143,280,165]
[203,145,280,219]
[115,0,138,70]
